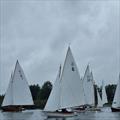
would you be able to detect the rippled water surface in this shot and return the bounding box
[0,108,120,120]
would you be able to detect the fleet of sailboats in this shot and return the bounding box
[0,46,119,117]
[1,60,34,112]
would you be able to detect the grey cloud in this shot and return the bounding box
[0,0,119,93]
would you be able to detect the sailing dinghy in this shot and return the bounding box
[44,46,84,117]
[83,67,101,111]
[111,74,120,112]
[1,60,34,112]
[83,65,95,110]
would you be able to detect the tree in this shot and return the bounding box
[0,95,4,107]
[29,84,40,101]
[106,84,116,103]
[37,81,52,100]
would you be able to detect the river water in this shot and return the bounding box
[0,107,120,120]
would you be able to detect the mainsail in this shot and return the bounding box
[2,60,34,107]
[97,89,103,107]
[83,65,95,106]
[45,46,84,111]
[112,74,120,108]
[102,81,108,105]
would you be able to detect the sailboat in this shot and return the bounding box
[44,46,84,117]
[1,60,34,112]
[111,74,120,112]
[83,66,101,111]
[83,65,95,108]
[102,81,108,106]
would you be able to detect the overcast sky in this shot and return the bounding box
[0,0,120,94]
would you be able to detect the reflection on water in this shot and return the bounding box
[0,108,120,120]
[2,111,33,120]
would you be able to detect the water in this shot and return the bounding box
[0,108,120,120]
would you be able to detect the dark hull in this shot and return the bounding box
[1,106,23,112]
[74,107,85,111]
[111,107,120,112]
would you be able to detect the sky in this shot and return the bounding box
[0,0,120,94]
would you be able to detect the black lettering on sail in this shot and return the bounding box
[71,62,75,72]
[87,75,91,82]
[19,70,23,80]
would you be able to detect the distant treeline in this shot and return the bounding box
[94,84,116,106]
[0,81,117,109]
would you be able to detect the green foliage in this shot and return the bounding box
[0,95,4,108]
[37,81,52,100]
[106,84,116,104]
[30,84,40,101]
[29,81,52,109]
[94,84,98,106]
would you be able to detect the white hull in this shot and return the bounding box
[43,111,77,118]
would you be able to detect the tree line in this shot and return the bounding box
[0,81,117,109]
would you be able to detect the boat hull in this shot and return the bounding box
[1,106,23,112]
[86,107,101,112]
[72,106,86,113]
[111,107,120,112]
[44,111,77,118]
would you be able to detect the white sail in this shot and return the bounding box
[97,89,103,107]
[112,74,120,108]
[45,47,84,111]
[2,60,34,106]
[102,81,108,105]
[44,65,61,111]
[2,74,13,106]
[60,47,84,109]
[83,65,95,106]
